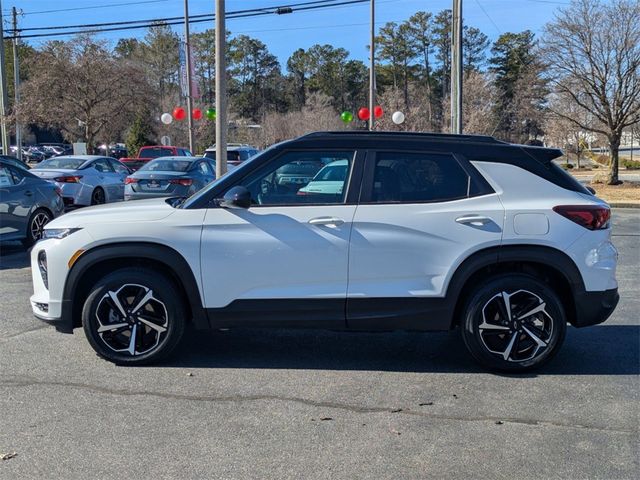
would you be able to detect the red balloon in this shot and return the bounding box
[358,107,370,121]
[173,107,186,121]
[193,108,202,120]
[374,106,383,119]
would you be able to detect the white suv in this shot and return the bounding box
[30,132,619,371]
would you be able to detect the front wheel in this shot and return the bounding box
[460,274,566,372]
[22,209,53,248]
[82,268,186,365]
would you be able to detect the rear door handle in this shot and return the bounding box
[308,216,344,227]
[456,215,491,226]
[24,190,33,196]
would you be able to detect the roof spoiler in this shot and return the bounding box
[521,145,563,164]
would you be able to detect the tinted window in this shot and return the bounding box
[34,157,86,169]
[140,159,193,172]
[196,161,212,175]
[139,147,174,159]
[110,160,129,174]
[93,158,114,173]
[238,151,354,206]
[0,165,15,186]
[204,150,241,161]
[371,152,469,203]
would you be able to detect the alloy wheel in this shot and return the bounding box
[479,289,553,363]
[30,211,51,241]
[95,284,169,356]
[92,188,105,205]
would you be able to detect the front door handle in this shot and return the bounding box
[24,190,33,196]
[308,216,344,227]
[456,215,491,226]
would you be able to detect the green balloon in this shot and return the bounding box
[205,108,216,120]
[340,111,353,123]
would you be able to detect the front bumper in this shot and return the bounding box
[573,288,619,327]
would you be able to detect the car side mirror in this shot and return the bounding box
[586,186,596,195]
[219,186,251,209]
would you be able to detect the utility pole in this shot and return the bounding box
[12,7,21,161]
[183,0,194,153]
[368,0,375,131]
[451,0,463,134]
[0,0,11,155]
[215,0,227,177]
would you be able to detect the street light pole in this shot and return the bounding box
[215,0,227,177]
[368,0,375,131]
[451,0,463,134]
[184,0,194,153]
[0,0,11,155]
[12,7,22,161]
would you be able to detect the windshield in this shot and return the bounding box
[140,147,174,159]
[139,159,192,172]
[34,157,86,169]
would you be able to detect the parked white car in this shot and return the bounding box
[31,155,130,208]
[30,132,618,371]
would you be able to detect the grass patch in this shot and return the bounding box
[590,182,640,203]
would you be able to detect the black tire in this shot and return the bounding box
[21,208,53,248]
[460,274,566,372]
[91,187,105,205]
[82,268,186,365]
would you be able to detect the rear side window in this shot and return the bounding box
[371,152,469,203]
[0,165,15,186]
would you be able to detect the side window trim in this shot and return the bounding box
[359,149,487,205]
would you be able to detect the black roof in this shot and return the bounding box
[294,131,562,164]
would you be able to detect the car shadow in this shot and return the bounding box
[165,324,639,376]
[0,242,30,270]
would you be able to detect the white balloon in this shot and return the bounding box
[161,113,173,125]
[392,111,405,125]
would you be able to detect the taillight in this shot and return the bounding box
[124,177,138,184]
[553,205,611,230]
[54,175,82,183]
[169,178,193,186]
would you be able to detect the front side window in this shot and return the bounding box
[239,151,354,206]
[0,166,15,186]
[371,152,469,203]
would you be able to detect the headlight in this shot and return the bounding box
[42,227,82,240]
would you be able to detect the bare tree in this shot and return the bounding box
[20,35,152,150]
[543,0,640,184]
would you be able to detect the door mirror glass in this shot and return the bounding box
[219,186,251,209]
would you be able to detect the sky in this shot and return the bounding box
[2,0,577,64]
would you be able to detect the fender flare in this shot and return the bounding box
[444,244,585,327]
[62,242,208,330]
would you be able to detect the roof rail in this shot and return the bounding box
[299,130,507,144]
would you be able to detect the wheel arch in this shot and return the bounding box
[62,242,208,331]
[447,245,585,329]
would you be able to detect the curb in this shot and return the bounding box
[609,203,640,209]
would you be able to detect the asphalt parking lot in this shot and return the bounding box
[1,209,638,479]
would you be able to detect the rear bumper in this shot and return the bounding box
[573,288,619,327]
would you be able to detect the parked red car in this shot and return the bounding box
[120,146,192,171]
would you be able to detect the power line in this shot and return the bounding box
[6,0,369,39]
[10,0,351,33]
[2,0,170,17]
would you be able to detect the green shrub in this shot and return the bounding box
[622,159,640,170]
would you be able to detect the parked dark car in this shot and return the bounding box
[124,156,216,200]
[0,159,64,246]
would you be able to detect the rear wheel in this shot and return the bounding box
[91,187,105,205]
[22,209,52,248]
[460,274,566,372]
[82,268,186,365]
